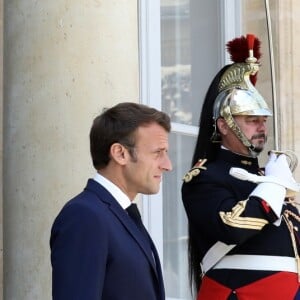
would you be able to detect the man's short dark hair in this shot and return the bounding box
[90,102,171,169]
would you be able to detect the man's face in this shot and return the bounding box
[218,115,268,156]
[123,123,172,199]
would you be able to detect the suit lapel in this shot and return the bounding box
[85,179,159,277]
[111,204,158,273]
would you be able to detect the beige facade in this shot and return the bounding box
[3,0,138,299]
[1,0,300,299]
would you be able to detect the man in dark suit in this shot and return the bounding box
[50,102,172,300]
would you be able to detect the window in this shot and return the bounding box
[139,1,275,299]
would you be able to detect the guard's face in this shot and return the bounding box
[218,115,268,156]
[123,123,172,199]
[236,115,268,152]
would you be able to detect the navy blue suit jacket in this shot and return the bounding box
[50,179,165,300]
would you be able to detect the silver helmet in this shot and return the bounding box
[211,34,272,157]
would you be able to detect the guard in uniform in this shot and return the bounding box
[182,34,300,300]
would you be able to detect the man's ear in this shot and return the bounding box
[217,118,229,136]
[110,143,128,165]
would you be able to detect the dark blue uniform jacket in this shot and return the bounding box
[182,149,300,288]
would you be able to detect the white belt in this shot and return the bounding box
[213,255,297,273]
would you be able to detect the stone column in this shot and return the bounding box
[3,0,139,298]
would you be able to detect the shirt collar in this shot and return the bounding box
[93,173,131,209]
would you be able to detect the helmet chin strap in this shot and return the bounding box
[232,126,260,158]
[232,123,262,158]
[222,106,261,158]
[247,143,261,158]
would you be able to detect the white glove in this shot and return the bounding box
[250,153,292,223]
[230,153,299,225]
[230,153,300,191]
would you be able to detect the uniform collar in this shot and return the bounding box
[217,148,260,171]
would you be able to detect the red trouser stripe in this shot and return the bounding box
[198,272,299,300]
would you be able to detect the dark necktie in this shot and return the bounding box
[126,203,156,248]
[126,203,146,232]
[126,203,157,268]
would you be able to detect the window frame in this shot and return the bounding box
[138,1,242,299]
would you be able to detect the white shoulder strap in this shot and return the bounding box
[201,241,236,274]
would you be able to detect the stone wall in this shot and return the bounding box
[3,1,138,299]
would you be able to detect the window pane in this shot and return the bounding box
[161,1,222,299]
[163,132,196,299]
[161,0,222,126]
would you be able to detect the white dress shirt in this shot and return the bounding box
[93,173,132,210]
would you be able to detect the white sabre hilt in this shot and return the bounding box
[269,150,298,172]
[229,167,300,192]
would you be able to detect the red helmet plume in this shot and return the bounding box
[226,34,262,85]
